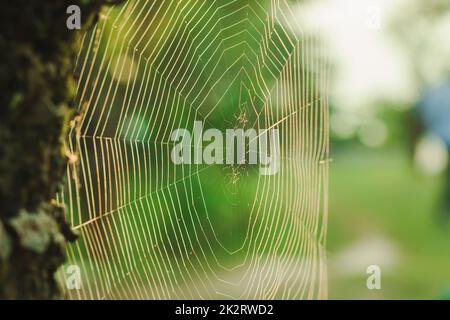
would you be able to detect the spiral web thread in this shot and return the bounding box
[56,0,329,299]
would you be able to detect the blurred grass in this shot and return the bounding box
[328,146,450,299]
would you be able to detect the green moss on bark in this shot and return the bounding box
[0,0,111,299]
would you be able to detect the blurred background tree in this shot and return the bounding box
[296,0,450,299]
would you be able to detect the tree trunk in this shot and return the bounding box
[0,0,107,299]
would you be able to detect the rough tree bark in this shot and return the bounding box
[0,0,112,299]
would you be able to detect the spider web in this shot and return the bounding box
[56,0,329,299]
